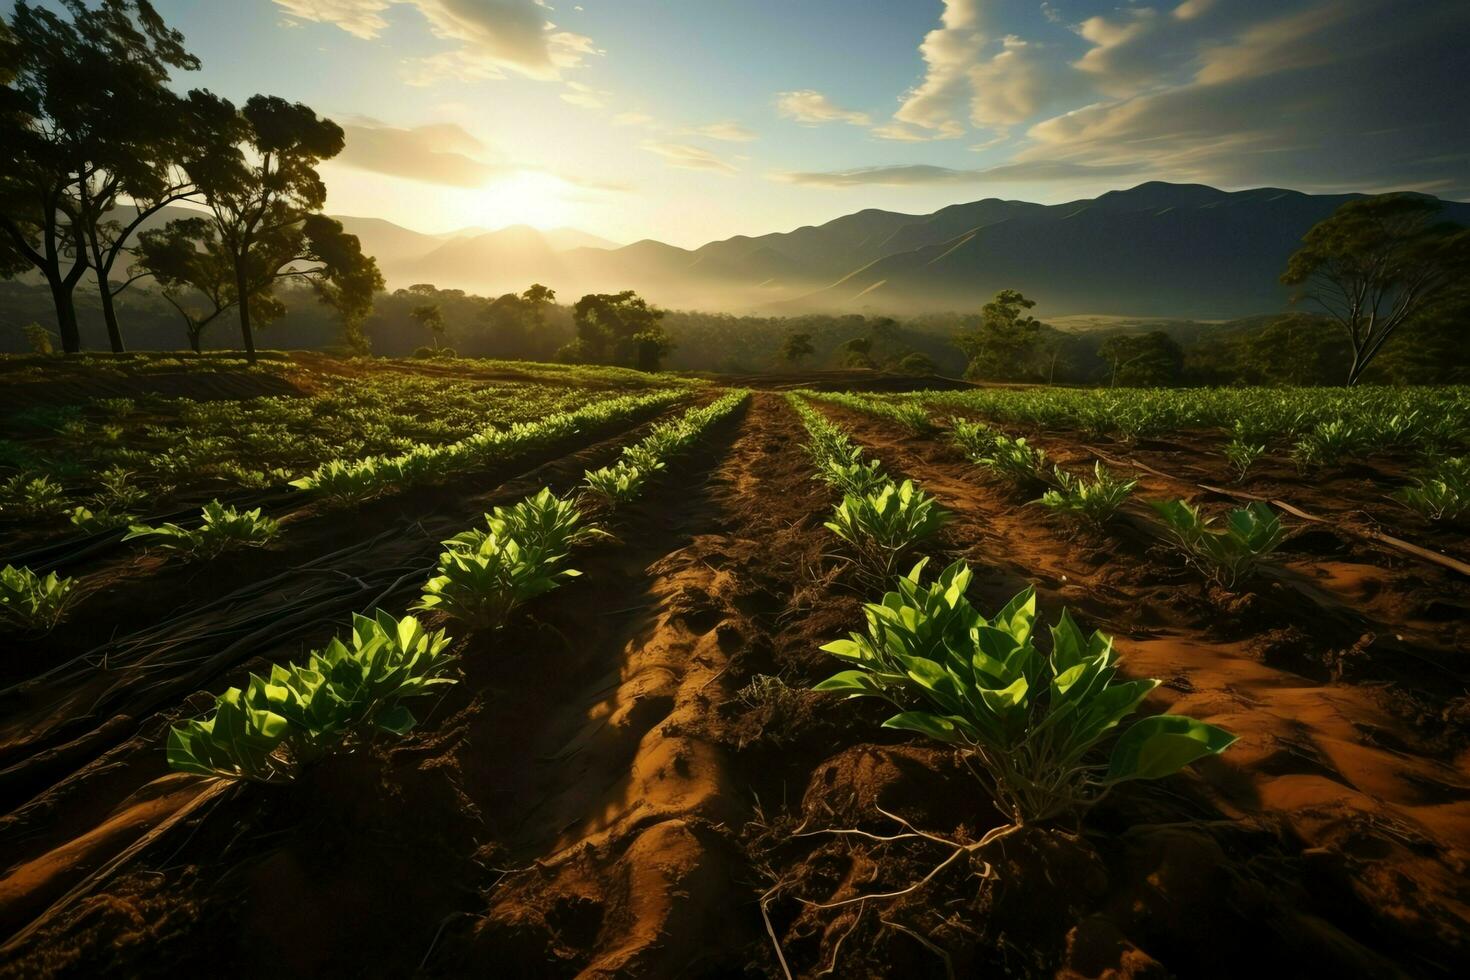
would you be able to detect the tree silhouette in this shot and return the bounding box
[0,0,203,352]
[1283,194,1470,385]
[192,95,378,363]
[562,290,673,371]
[411,303,446,349]
[781,330,815,367]
[954,289,1042,380]
[131,216,242,352]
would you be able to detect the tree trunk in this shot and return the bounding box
[1346,348,1365,386]
[235,260,257,365]
[97,278,126,353]
[188,326,202,354]
[47,274,82,354]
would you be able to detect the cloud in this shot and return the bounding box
[641,142,739,175]
[613,111,655,127]
[773,160,1138,187]
[336,119,503,186]
[1024,0,1470,196]
[888,0,987,137]
[273,0,597,82]
[695,121,759,142]
[775,90,870,126]
[560,81,609,109]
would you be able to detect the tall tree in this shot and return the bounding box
[781,330,815,367]
[1282,194,1470,385]
[1098,331,1184,387]
[562,290,673,371]
[0,0,203,352]
[411,303,446,349]
[194,95,366,363]
[954,289,1042,381]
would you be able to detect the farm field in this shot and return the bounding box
[2,356,1469,978]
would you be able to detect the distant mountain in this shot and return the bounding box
[364,181,1469,318]
[86,182,1470,318]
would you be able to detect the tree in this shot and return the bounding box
[897,351,937,375]
[781,330,815,367]
[0,0,205,353]
[841,336,876,369]
[194,94,376,363]
[954,289,1042,381]
[481,284,556,359]
[131,215,243,352]
[1098,331,1184,387]
[411,303,446,349]
[561,290,673,371]
[1282,194,1470,385]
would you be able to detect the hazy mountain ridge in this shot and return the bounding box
[103,182,1469,318]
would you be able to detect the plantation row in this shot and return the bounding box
[0,389,692,633]
[167,391,749,783]
[0,365,700,525]
[804,391,1293,589]
[785,394,1236,826]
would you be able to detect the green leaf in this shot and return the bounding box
[882,710,965,745]
[375,704,417,734]
[814,670,885,696]
[1106,714,1237,782]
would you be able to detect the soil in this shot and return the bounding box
[2,391,1468,979]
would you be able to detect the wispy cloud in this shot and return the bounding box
[273,0,598,83]
[335,118,503,186]
[695,121,759,142]
[773,160,1138,187]
[775,90,870,126]
[642,142,739,175]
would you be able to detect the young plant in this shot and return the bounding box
[447,488,606,558]
[1222,435,1266,481]
[975,435,1049,488]
[1394,456,1470,522]
[0,473,69,519]
[583,462,648,509]
[0,563,77,631]
[1151,499,1285,589]
[825,479,950,583]
[94,466,148,510]
[817,455,891,497]
[949,417,1000,459]
[68,505,133,534]
[815,560,1235,824]
[417,532,579,629]
[124,500,281,558]
[1034,462,1137,527]
[1292,419,1360,471]
[167,611,456,783]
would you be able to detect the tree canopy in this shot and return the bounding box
[560,290,673,371]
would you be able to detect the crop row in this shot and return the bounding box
[786,394,1236,825]
[166,390,748,784]
[0,369,699,524]
[851,385,1470,465]
[0,389,691,633]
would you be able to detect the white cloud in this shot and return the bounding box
[775,90,870,126]
[335,118,503,186]
[773,160,1139,187]
[642,142,739,175]
[695,121,759,142]
[613,111,655,127]
[888,0,987,137]
[560,81,609,109]
[273,0,597,82]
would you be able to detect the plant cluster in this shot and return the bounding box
[168,611,456,783]
[790,395,950,583]
[293,389,685,505]
[1034,463,1137,527]
[1151,499,1286,589]
[802,390,938,434]
[0,564,77,632]
[582,391,748,508]
[1395,456,1470,522]
[124,500,281,559]
[815,559,1236,824]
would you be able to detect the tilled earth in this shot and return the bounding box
[2,393,1468,979]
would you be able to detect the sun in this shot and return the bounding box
[469,170,577,230]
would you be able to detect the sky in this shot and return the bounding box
[58,0,1470,246]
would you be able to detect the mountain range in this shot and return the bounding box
[122,182,1470,319]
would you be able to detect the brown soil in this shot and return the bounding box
[2,393,1468,979]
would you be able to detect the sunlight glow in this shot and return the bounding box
[468,171,577,230]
